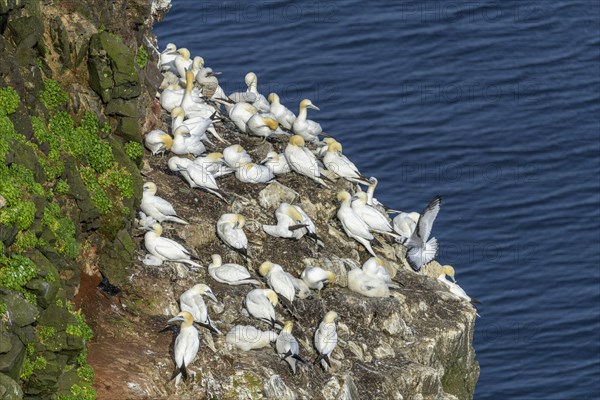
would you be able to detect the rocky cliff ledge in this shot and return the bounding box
[0,1,479,399]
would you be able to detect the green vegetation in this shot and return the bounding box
[0,254,37,303]
[79,166,112,213]
[59,383,96,400]
[0,86,20,115]
[136,46,148,69]
[124,141,143,161]
[41,203,79,258]
[20,354,47,381]
[65,308,93,342]
[37,325,57,344]
[55,179,70,195]
[39,79,69,111]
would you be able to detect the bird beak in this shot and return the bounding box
[206,291,218,303]
[307,104,320,111]
[167,315,184,324]
[260,156,272,164]
[234,221,240,229]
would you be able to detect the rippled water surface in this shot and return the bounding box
[155,1,600,398]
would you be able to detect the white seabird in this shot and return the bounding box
[223,144,253,169]
[207,254,260,286]
[171,125,206,156]
[194,152,234,178]
[323,141,369,184]
[168,157,227,202]
[229,72,270,112]
[179,283,221,335]
[336,191,377,257]
[262,203,305,240]
[276,321,305,374]
[259,261,296,314]
[141,182,188,225]
[216,213,249,259]
[227,102,258,133]
[292,99,322,143]
[144,223,201,268]
[404,195,442,271]
[267,93,296,130]
[144,129,173,155]
[362,257,392,284]
[314,311,338,371]
[285,135,329,187]
[351,192,399,237]
[438,265,480,307]
[260,151,291,175]
[347,268,400,298]
[300,266,335,292]
[244,288,280,328]
[235,162,275,184]
[225,325,278,351]
[167,311,199,385]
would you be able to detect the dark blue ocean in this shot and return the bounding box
[154,1,600,398]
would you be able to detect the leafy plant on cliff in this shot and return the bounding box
[39,79,69,111]
[136,46,148,69]
[124,140,143,161]
[0,86,20,115]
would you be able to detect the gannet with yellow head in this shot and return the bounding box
[141,182,188,225]
[235,162,275,184]
[323,141,370,184]
[276,321,305,374]
[179,284,221,335]
[144,222,201,268]
[336,190,377,257]
[216,213,249,259]
[301,266,335,291]
[260,151,291,175]
[292,99,322,143]
[314,311,338,371]
[208,254,260,286]
[244,288,281,328]
[167,311,199,385]
[144,129,173,155]
[268,93,296,130]
[258,261,296,314]
[284,135,329,187]
[226,325,278,351]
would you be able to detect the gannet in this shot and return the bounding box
[244,288,280,327]
[323,141,369,184]
[351,192,398,237]
[300,266,335,291]
[171,125,206,156]
[144,223,201,268]
[137,211,157,231]
[438,265,479,306]
[196,65,224,100]
[171,48,192,78]
[158,43,177,71]
[189,56,204,80]
[347,268,399,297]
[362,257,392,284]
[315,137,338,158]
[259,261,296,314]
[226,325,278,351]
[207,254,260,286]
[276,321,305,374]
[314,311,338,371]
[260,151,291,175]
[405,195,442,271]
[144,129,172,155]
[179,284,221,335]
[223,144,252,168]
[194,152,234,178]
[168,311,199,385]
[180,71,215,119]
[286,273,311,300]
[216,213,249,258]
[284,135,329,187]
[292,99,322,143]
[159,71,180,91]
[171,107,212,141]
[235,162,275,184]
[247,113,286,139]
[267,93,296,130]
[293,205,320,243]
[141,182,188,225]
[336,191,377,257]
[228,102,258,133]
[168,157,227,201]
[229,72,270,112]
[392,211,420,239]
[159,83,185,112]
[262,203,305,239]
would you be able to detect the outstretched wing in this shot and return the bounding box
[415,195,441,243]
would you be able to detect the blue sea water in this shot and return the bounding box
[154,1,600,398]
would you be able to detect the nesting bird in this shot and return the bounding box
[235,162,275,184]
[314,311,338,371]
[141,182,188,225]
[144,223,201,268]
[276,321,305,374]
[223,144,252,169]
[259,261,296,314]
[260,151,291,175]
[362,257,392,284]
[168,311,199,385]
[336,191,377,257]
[194,152,234,178]
[168,157,227,202]
[323,140,369,184]
[285,135,329,187]
[207,254,260,286]
[293,99,322,143]
[226,325,278,351]
[351,191,398,237]
[347,268,400,298]
[300,266,335,292]
[229,72,270,112]
[244,288,280,327]
[171,125,206,156]
[268,93,296,130]
[144,129,173,155]
[404,195,442,271]
[262,203,307,240]
[179,284,221,334]
[216,213,249,259]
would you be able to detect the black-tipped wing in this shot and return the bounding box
[415,195,441,243]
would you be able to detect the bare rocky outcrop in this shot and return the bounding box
[0,1,478,399]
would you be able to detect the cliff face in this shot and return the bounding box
[0,1,479,399]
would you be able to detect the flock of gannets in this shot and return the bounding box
[141,43,477,385]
